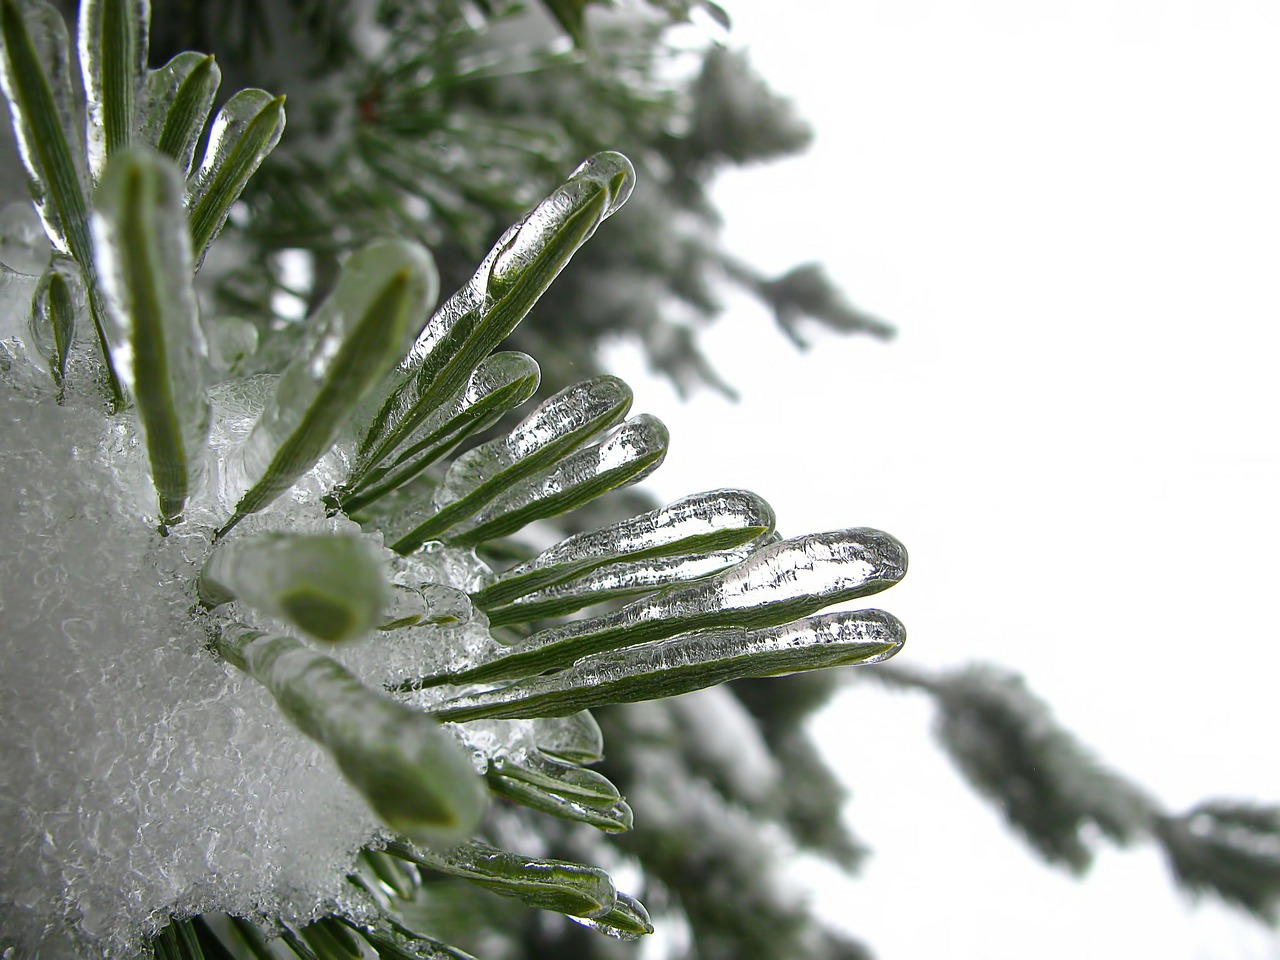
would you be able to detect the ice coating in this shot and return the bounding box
[487,765,634,834]
[433,609,907,722]
[355,152,636,472]
[0,271,38,357]
[202,312,257,373]
[386,839,619,919]
[490,749,623,806]
[379,580,474,630]
[0,0,91,258]
[401,351,541,464]
[433,375,632,512]
[137,51,221,176]
[417,582,474,623]
[204,372,282,506]
[92,149,210,522]
[78,0,149,179]
[331,551,496,690]
[531,711,605,764]
[486,152,635,302]
[569,891,654,941]
[344,350,540,507]
[485,544,759,627]
[475,488,776,610]
[29,258,81,389]
[423,528,907,685]
[0,199,51,274]
[185,88,285,264]
[187,86,281,199]
[224,240,435,525]
[454,717,630,832]
[215,626,488,849]
[566,151,637,217]
[405,152,634,371]
[200,533,390,643]
[380,376,633,550]
[436,413,671,549]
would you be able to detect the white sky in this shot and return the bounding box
[605,1,1280,956]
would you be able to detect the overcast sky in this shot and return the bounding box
[606,1,1280,956]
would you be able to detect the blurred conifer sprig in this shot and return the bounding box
[870,662,1280,923]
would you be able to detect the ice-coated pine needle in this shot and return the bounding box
[428,375,631,514]
[380,375,632,550]
[384,839,618,919]
[419,527,907,686]
[432,608,906,722]
[378,581,473,631]
[213,625,487,849]
[354,151,636,473]
[0,0,123,405]
[484,545,759,627]
[474,488,776,611]
[93,147,208,525]
[139,51,219,175]
[199,533,390,643]
[574,891,654,941]
[30,261,76,392]
[432,413,670,550]
[0,0,89,261]
[355,849,418,902]
[221,238,436,532]
[487,773,634,833]
[78,0,148,178]
[532,711,604,764]
[149,919,203,960]
[186,87,285,265]
[339,350,541,513]
[353,924,480,960]
[300,918,366,959]
[489,749,622,806]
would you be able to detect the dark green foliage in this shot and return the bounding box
[591,698,874,960]
[140,0,886,402]
[868,661,1280,925]
[765,727,866,870]
[1155,803,1280,921]
[927,664,1156,871]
